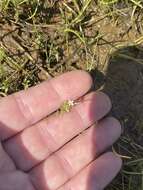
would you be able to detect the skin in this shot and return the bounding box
[0,70,122,190]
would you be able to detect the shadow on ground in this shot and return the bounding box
[89,45,143,190]
[103,45,143,144]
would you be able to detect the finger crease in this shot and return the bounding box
[72,106,86,129]
[38,122,59,154]
[49,80,65,102]
[12,94,32,126]
[55,152,74,182]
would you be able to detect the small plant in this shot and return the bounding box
[59,100,76,114]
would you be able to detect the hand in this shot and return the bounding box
[0,70,122,190]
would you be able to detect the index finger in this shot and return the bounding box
[0,70,92,140]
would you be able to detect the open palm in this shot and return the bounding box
[0,71,122,190]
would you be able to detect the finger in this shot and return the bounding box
[4,92,111,171]
[0,142,15,172]
[58,152,122,190]
[0,171,35,190]
[29,117,121,190]
[0,70,92,140]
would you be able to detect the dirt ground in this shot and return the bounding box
[0,1,143,190]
